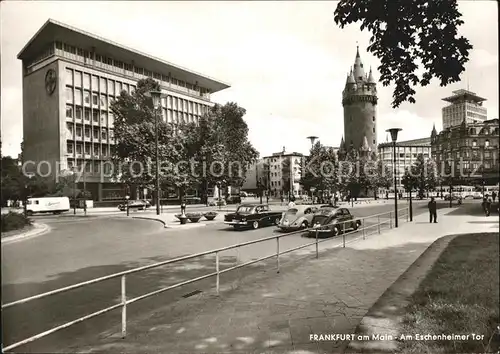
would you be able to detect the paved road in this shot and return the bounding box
[1,200,450,352]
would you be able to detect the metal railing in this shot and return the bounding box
[2,206,409,352]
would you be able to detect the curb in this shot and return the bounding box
[345,234,458,353]
[130,216,208,229]
[1,223,51,245]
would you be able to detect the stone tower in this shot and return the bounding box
[342,46,378,153]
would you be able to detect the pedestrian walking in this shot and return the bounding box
[180,198,186,215]
[428,197,437,223]
[492,191,497,203]
[485,196,492,216]
[385,191,389,200]
[280,195,284,206]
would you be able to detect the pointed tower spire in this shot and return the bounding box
[361,135,370,151]
[353,46,365,81]
[367,67,376,84]
[339,136,346,150]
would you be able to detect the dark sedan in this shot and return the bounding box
[118,199,151,211]
[224,204,283,230]
[306,207,361,237]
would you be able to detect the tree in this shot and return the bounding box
[402,154,440,198]
[110,78,186,198]
[182,102,259,193]
[301,142,338,198]
[1,156,23,206]
[334,0,473,108]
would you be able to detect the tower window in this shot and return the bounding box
[372,116,375,122]
[373,127,376,133]
[373,139,376,144]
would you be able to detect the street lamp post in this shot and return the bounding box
[125,195,130,217]
[387,128,402,228]
[306,136,319,202]
[307,136,318,148]
[145,90,165,216]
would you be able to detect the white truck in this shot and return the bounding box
[26,197,70,216]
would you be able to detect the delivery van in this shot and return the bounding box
[26,197,70,216]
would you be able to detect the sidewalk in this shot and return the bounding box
[68,205,495,353]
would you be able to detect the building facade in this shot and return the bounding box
[377,137,432,192]
[442,89,487,129]
[18,19,229,202]
[262,149,304,198]
[431,118,499,185]
[342,46,378,153]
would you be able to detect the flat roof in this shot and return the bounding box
[18,19,230,93]
[378,137,431,148]
[442,89,486,104]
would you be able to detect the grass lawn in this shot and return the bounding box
[399,233,499,354]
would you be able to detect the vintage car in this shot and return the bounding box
[226,195,242,204]
[224,204,283,230]
[208,197,227,206]
[277,205,319,232]
[118,199,151,211]
[306,207,361,237]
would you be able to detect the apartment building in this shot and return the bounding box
[261,148,305,197]
[18,19,229,201]
[442,89,487,129]
[377,137,432,192]
[431,118,499,185]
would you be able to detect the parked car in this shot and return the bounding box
[226,195,242,204]
[444,194,459,201]
[224,204,283,230]
[208,197,226,206]
[307,207,361,237]
[185,196,201,204]
[118,199,151,211]
[277,205,318,232]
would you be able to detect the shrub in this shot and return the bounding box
[1,212,32,232]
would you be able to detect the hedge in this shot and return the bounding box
[1,212,32,232]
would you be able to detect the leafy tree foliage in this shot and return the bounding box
[111,79,258,198]
[110,78,184,193]
[402,154,439,198]
[1,156,23,205]
[301,142,339,195]
[334,0,472,108]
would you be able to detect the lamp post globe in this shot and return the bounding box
[386,128,402,227]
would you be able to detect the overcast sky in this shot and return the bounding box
[1,1,498,158]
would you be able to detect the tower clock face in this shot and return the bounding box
[45,69,57,95]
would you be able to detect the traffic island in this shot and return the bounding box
[1,222,50,244]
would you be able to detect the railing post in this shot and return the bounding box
[315,229,319,259]
[362,218,365,239]
[377,215,381,234]
[121,275,127,338]
[215,251,220,295]
[389,212,393,229]
[342,222,345,248]
[406,207,409,222]
[276,237,280,273]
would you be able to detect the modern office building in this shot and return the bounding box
[377,137,432,192]
[431,118,499,185]
[18,19,229,202]
[261,148,305,197]
[342,46,378,153]
[441,89,487,129]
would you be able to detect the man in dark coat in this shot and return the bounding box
[428,197,437,223]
